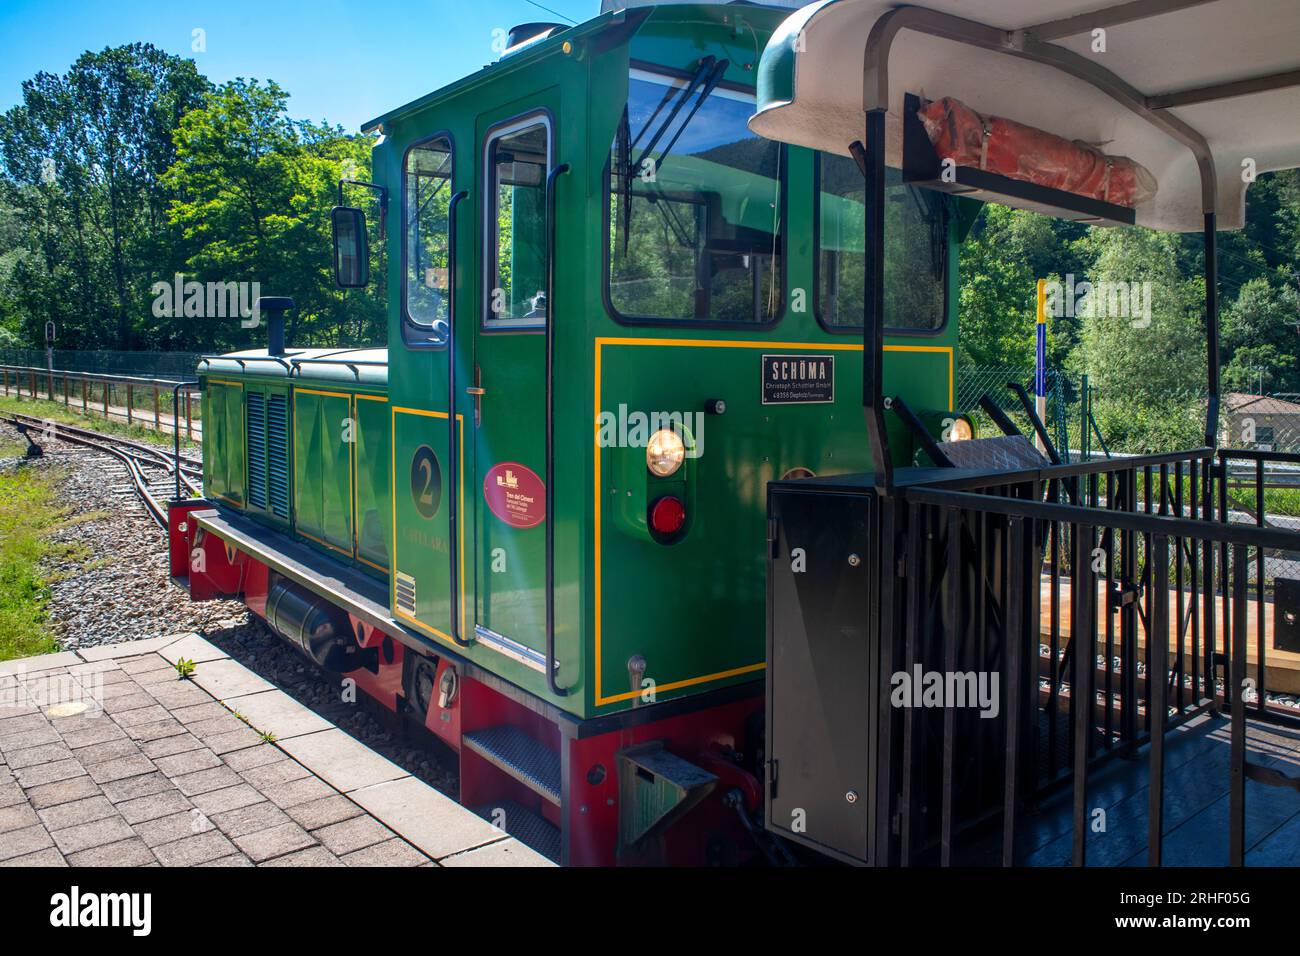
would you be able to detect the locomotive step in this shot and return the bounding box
[462,725,561,805]
[471,800,561,864]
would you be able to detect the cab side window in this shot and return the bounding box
[607,67,783,325]
[404,136,454,345]
[484,118,550,329]
[817,154,947,332]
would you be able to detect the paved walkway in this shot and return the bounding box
[0,635,550,867]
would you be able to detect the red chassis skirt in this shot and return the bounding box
[170,501,764,866]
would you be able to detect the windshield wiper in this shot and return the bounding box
[616,108,633,255]
[630,57,728,178]
[618,58,729,256]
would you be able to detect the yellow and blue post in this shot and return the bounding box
[1035,279,1048,456]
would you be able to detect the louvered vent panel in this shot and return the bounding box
[395,572,417,615]
[267,394,290,519]
[246,392,267,510]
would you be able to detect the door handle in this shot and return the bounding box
[469,365,484,427]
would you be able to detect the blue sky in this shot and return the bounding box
[0,0,596,132]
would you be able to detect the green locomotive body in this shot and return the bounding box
[196,2,960,721]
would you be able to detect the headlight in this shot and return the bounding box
[947,417,974,442]
[646,428,685,477]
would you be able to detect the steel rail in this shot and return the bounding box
[4,411,203,473]
[1,413,198,523]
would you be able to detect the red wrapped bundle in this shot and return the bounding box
[918,96,1156,208]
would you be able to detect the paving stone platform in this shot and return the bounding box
[0,635,552,867]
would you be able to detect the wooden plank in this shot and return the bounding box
[1039,574,1299,693]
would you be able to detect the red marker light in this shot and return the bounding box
[649,496,686,537]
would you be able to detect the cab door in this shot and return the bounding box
[389,133,466,647]
[470,105,557,676]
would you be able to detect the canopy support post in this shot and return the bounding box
[857,113,893,495]
[1204,212,1220,448]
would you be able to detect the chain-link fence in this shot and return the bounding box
[958,365,1081,458]
[0,349,203,381]
[961,366,1300,462]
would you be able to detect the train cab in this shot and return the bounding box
[173,0,965,866]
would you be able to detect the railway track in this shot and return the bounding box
[2,411,202,527]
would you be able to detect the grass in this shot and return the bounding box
[1228,486,1300,519]
[0,394,200,452]
[0,415,118,661]
[0,459,72,660]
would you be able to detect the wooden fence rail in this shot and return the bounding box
[0,363,199,440]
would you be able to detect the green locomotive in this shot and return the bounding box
[174,0,962,865]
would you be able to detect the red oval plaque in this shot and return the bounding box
[482,462,546,528]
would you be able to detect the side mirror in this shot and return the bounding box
[331,206,369,288]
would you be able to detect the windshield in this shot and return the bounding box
[608,67,783,324]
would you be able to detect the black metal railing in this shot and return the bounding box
[877,446,1300,866]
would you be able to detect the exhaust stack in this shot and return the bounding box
[254,296,294,355]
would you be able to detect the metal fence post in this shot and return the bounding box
[1080,374,1090,462]
[1229,543,1248,865]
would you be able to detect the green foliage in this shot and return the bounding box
[159,79,385,349]
[0,50,384,353]
[957,171,1300,453]
[957,204,1087,368]
[1071,228,1208,451]
[1221,277,1300,394]
[0,461,67,660]
[174,657,196,679]
[0,45,208,349]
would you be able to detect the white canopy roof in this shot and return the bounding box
[748,0,1300,232]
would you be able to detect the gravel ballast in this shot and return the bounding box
[1,422,456,795]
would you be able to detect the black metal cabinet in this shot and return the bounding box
[765,481,877,864]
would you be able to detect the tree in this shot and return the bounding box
[160,79,384,350]
[0,45,208,348]
[1221,277,1300,394]
[957,204,1086,369]
[1072,226,1208,451]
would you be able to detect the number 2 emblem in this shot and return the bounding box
[410,445,442,519]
